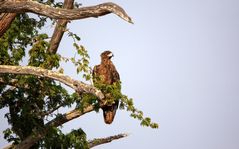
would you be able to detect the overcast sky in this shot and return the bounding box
[1,0,239,149]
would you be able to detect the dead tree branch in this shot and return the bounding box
[0,1,133,23]
[88,133,129,148]
[0,65,104,100]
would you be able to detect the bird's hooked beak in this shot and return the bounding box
[108,53,114,59]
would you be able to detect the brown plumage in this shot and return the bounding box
[93,51,120,124]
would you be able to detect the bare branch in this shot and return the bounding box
[0,13,17,37]
[47,0,74,53]
[0,65,104,100]
[88,133,129,148]
[0,1,133,23]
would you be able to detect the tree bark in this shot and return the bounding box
[0,1,133,23]
[0,65,104,100]
[0,13,17,37]
[47,0,74,54]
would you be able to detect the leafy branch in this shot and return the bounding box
[120,95,159,128]
[94,80,159,129]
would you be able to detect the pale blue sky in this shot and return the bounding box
[1,0,239,148]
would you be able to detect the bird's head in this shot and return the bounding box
[101,50,114,60]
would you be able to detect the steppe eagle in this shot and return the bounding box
[93,51,120,124]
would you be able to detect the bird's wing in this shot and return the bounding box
[92,65,100,85]
[111,64,120,82]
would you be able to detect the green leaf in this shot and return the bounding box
[73,34,81,41]
[73,43,79,49]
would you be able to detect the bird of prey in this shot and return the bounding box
[93,51,120,124]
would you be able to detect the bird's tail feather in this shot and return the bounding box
[102,102,118,124]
